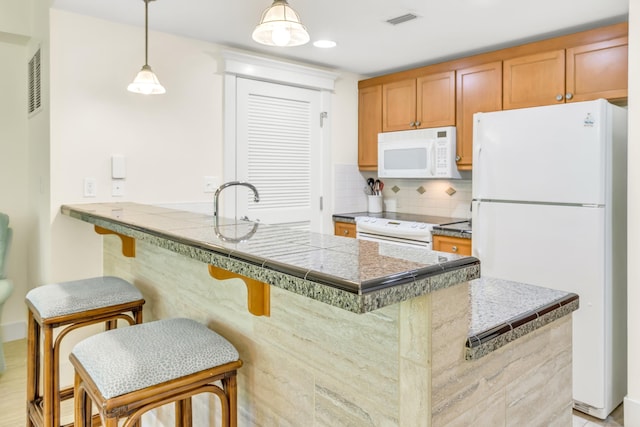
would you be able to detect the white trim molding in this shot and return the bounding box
[625,396,640,427]
[222,50,339,91]
[2,320,26,342]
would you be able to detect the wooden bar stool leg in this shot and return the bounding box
[175,398,193,427]
[73,372,91,427]
[42,326,56,427]
[26,311,39,427]
[223,375,238,427]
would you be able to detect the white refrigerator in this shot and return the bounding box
[471,99,627,419]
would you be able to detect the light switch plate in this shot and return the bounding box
[112,155,126,179]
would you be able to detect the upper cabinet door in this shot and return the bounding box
[566,37,628,103]
[358,85,382,171]
[416,71,456,128]
[503,49,565,110]
[456,61,502,170]
[382,79,417,132]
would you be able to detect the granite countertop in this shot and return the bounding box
[62,202,578,359]
[466,277,578,359]
[432,220,473,239]
[62,203,480,313]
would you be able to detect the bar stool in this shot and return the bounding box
[25,276,145,427]
[70,317,243,427]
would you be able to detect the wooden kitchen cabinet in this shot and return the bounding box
[503,37,628,109]
[566,36,628,103]
[503,50,566,110]
[382,79,416,131]
[358,85,382,171]
[455,61,502,170]
[334,221,357,238]
[433,235,472,256]
[382,71,456,132]
[358,22,627,171]
[417,71,456,128]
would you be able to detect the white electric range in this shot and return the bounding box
[354,214,466,249]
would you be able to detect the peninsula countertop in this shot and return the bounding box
[62,202,480,313]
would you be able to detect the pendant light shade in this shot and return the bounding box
[252,0,310,47]
[128,0,165,94]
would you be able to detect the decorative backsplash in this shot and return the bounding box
[334,164,472,219]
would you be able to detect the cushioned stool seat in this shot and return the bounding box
[70,317,242,427]
[25,276,145,427]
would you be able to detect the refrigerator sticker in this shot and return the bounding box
[584,113,595,127]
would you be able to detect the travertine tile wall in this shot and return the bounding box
[103,236,572,426]
[334,163,473,218]
[429,284,573,427]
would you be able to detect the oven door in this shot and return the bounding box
[356,231,432,249]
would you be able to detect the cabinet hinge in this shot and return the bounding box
[320,112,328,127]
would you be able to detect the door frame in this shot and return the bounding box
[222,51,338,233]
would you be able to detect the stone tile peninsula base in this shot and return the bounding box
[103,237,573,426]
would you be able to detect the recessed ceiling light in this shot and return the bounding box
[313,40,337,48]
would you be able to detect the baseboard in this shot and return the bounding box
[625,396,640,427]
[1,321,26,342]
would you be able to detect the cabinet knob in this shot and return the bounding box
[343,230,349,235]
[409,121,415,127]
[556,94,564,101]
[452,246,458,252]
[455,155,461,162]
[565,93,574,100]
[415,120,421,127]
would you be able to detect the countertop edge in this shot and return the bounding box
[465,294,579,360]
[431,228,473,239]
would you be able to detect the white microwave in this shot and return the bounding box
[378,127,461,179]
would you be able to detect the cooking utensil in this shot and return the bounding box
[367,178,376,195]
[373,179,384,195]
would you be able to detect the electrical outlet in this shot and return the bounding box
[112,180,125,197]
[83,178,97,197]
[203,176,219,193]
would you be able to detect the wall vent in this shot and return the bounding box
[28,49,42,116]
[386,13,418,25]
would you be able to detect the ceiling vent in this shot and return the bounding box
[386,13,418,25]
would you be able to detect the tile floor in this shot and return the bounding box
[0,339,627,426]
[574,402,624,427]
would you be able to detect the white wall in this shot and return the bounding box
[0,39,30,341]
[0,0,30,39]
[626,1,640,425]
[48,9,227,284]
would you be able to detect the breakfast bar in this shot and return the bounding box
[61,202,578,426]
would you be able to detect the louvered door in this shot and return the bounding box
[236,78,321,231]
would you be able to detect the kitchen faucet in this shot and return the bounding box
[214,181,260,218]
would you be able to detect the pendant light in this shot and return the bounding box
[127,0,166,94]
[252,0,310,47]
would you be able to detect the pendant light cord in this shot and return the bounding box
[144,0,149,66]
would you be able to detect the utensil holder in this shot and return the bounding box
[368,195,383,213]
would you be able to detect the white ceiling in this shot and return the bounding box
[51,0,629,77]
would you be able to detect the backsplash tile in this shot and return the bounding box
[334,165,472,219]
[334,164,368,213]
[360,172,472,219]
